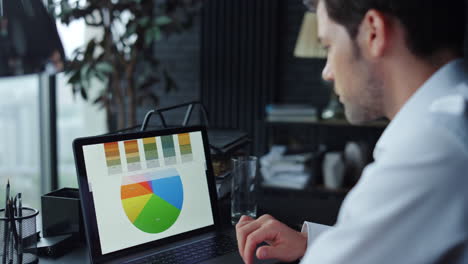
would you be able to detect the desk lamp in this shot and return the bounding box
[294,12,344,120]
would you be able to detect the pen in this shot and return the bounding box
[7,199,16,264]
[4,199,10,264]
[8,200,12,264]
[5,180,9,207]
[2,180,10,264]
[17,193,22,264]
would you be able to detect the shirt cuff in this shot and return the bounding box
[301,221,331,247]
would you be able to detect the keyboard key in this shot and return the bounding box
[135,235,238,264]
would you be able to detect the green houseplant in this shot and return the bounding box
[52,0,202,130]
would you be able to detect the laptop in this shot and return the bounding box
[73,126,275,264]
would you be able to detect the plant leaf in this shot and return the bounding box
[138,17,150,27]
[67,70,81,84]
[95,62,114,74]
[155,16,172,26]
[84,39,96,60]
[93,95,104,104]
[94,70,108,82]
[80,87,88,100]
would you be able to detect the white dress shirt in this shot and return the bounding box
[301,59,468,264]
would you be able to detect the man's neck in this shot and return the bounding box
[382,51,460,120]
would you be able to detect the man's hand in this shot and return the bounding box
[235,214,308,264]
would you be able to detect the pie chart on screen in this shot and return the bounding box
[121,168,184,233]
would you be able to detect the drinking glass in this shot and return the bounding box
[231,156,258,225]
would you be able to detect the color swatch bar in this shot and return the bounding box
[143,137,160,168]
[161,135,176,165]
[125,140,141,171]
[178,133,193,162]
[104,142,122,174]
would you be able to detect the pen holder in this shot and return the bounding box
[0,207,39,264]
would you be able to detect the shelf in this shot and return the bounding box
[312,184,352,195]
[260,183,351,197]
[266,118,388,128]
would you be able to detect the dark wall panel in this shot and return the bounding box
[201,0,279,155]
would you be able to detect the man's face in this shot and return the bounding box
[316,1,383,124]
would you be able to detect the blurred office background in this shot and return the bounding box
[0,0,466,222]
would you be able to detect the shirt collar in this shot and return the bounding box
[374,59,468,158]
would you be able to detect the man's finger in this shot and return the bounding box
[236,215,254,229]
[235,216,254,257]
[236,215,274,259]
[243,225,278,264]
[256,245,279,260]
[239,215,254,223]
[236,220,262,259]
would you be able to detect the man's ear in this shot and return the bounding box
[358,9,389,58]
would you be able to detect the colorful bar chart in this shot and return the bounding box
[143,137,160,168]
[161,136,176,165]
[104,142,122,174]
[124,140,141,171]
[178,133,193,162]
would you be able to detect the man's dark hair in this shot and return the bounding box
[305,0,467,59]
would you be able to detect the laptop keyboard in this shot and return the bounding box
[133,235,238,264]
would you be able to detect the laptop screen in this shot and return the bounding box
[81,130,215,255]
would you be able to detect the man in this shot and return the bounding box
[236,0,468,263]
[0,0,64,76]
